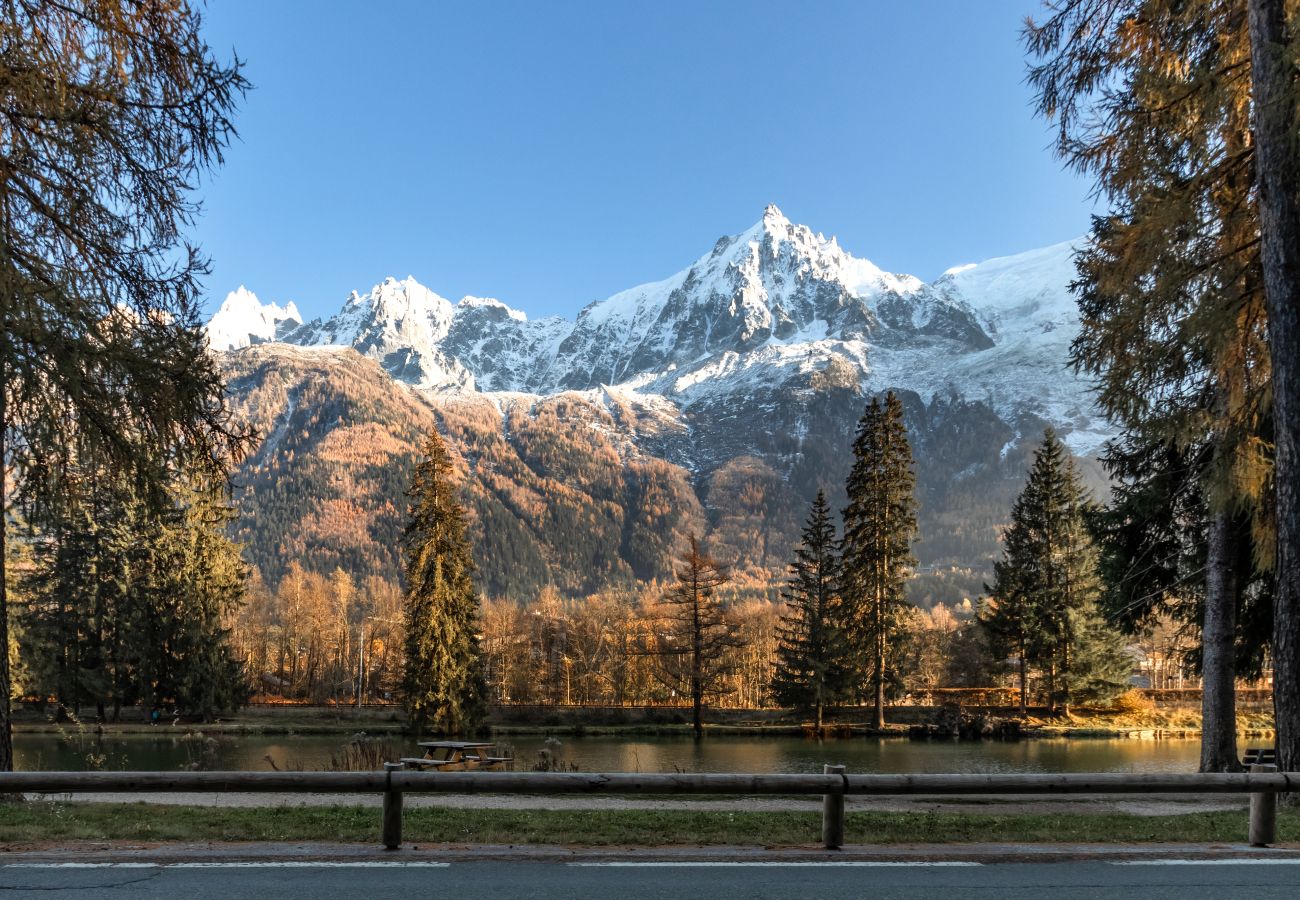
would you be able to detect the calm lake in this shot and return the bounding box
[12,732,1231,774]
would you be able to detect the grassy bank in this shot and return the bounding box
[1,802,1295,846]
[11,706,407,737]
[10,702,1277,740]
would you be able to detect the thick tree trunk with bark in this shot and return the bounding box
[0,526,10,774]
[1249,0,1300,785]
[1,388,12,773]
[1201,511,1240,772]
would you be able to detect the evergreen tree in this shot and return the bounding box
[980,496,1046,719]
[1,1,249,769]
[3,535,27,705]
[402,428,484,735]
[1026,0,1270,770]
[840,392,918,729]
[772,491,850,730]
[983,430,1131,716]
[1092,436,1272,768]
[659,535,742,738]
[145,484,249,721]
[21,469,247,722]
[21,478,133,720]
[1090,440,1211,635]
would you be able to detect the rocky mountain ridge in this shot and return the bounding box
[211,207,1107,601]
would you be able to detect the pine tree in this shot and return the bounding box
[21,477,135,720]
[20,468,248,722]
[659,535,741,738]
[981,492,1046,719]
[1026,0,1270,771]
[3,535,28,707]
[983,429,1131,717]
[402,428,484,735]
[1091,440,1210,636]
[0,1,249,769]
[772,491,850,730]
[1089,438,1270,766]
[840,392,918,730]
[151,484,249,721]
[1067,604,1139,708]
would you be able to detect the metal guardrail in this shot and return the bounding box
[1,767,1293,851]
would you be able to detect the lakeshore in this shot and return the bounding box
[9,699,1277,741]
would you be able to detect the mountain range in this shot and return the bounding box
[210,205,1108,604]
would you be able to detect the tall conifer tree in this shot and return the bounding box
[1027,0,1271,771]
[981,489,1047,719]
[983,429,1131,716]
[840,392,918,730]
[402,428,484,735]
[21,468,247,722]
[772,491,849,730]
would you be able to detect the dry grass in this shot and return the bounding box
[1,802,1295,847]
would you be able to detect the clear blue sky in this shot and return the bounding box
[195,0,1093,322]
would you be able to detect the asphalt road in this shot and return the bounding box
[3,859,1300,898]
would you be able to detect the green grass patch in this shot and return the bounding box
[1,802,1296,846]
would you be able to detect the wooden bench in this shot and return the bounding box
[1245,747,1277,766]
[398,757,461,770]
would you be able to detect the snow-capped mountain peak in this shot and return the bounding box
[206,208,1101,451]
[457,295,528,322]
[206,286,302,351]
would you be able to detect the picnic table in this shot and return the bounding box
[399,740,512,771]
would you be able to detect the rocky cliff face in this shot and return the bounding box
[211,206,1107,602]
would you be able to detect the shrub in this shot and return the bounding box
[1109,689,1156,716]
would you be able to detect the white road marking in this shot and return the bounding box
[1111,859,1300,866]
[3,861,451,869]
[569,861,982,867]
[3,863,159,869]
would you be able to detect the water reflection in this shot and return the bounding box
[13,731,1231,774]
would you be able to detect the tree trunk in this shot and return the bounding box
[874,620,886,731]
[692,590,703,739]
[1249,0,1300,790]
[1060,642,1071,720]
[0,523,10,773]
[691,684,702,739]
[0,376,12,773]
[814,696,823,732]
[1018,651,1028,719]
[1045,661,1056,716]
[1201,510,1240,772]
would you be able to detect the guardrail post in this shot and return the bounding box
[823,764,846,850]
[382,762,404,850]
[1249,763,1277,847]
